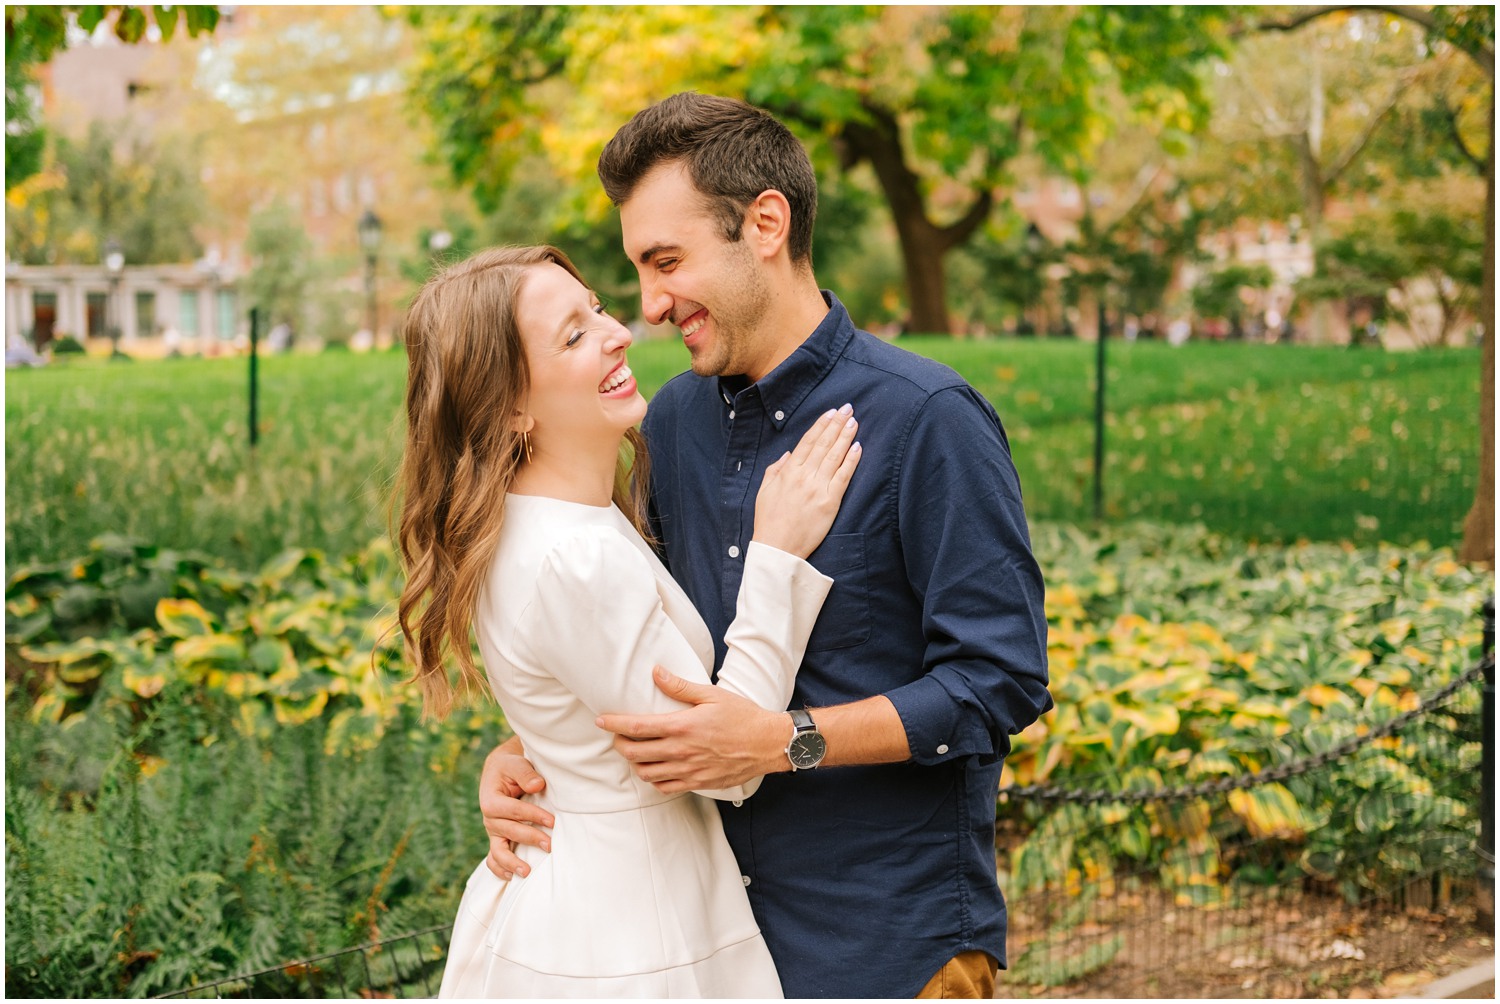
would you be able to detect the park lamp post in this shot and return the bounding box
[104,238,125,356]
[357,208,382,342]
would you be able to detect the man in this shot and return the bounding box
[478,92,1051,998]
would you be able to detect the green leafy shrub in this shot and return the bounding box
[50,335,85,354]
[7,535,504,753]
[5,524,1487,995]
[5,537,506,996]
[1001,523,1487,907]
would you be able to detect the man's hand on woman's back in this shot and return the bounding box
[479,737,554,879]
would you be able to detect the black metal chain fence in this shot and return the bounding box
[997,655,1491,806]
[156,924,451,999]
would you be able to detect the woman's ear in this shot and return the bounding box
[743,189,792,263]
[511,410,535,436]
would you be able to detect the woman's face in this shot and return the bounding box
[515,263,647,453]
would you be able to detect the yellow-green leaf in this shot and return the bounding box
[1228,783,1311,840]
[157,598,216,638]
[172,633,246,675]
[273,691,329,725]
[1116,703,1181,737]
[123,664,168,698]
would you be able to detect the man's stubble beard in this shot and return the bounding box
[689,242,773,379]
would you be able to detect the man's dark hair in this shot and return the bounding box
[598,92,818,266]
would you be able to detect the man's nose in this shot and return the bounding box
[640,277,672,327]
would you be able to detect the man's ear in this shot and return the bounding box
[743,189,792,262]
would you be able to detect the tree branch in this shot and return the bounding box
[1098,162,1168,239]
[936,189,994,251]
[1441,97,1488,172]
[1324,83,1404,183]
[1249,5,1493,78]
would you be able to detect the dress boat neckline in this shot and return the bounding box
[505,492,617,513]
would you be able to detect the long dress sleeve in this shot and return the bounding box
[515,526,832,800]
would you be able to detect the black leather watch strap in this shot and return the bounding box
[785,708,827,770]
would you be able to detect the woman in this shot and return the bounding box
[394,246,861,998]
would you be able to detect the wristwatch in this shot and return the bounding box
[785,708,827,771]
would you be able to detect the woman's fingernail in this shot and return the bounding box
[822,409,836,420]
[845,416,856,428]
[838,403,853,416]
[852,442,862,452]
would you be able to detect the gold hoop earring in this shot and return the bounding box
[522,430,533,463]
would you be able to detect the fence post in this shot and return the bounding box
[1092,295,1106,523]
[1480,596,1495,929]
[248,306,260,449]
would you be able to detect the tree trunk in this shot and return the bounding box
[1295,136,1339,345]
[1459,91,1495,567]
[898,221,953,336]
[840,105,992,335]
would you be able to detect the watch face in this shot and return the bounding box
[788,732,826,769]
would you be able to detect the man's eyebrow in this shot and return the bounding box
[637,243,680,265]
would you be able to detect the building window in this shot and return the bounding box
[179,289,200,337]
[217,289,237,341]
[334,172,353,212]
[135,290,157,337]
[87,291,108,338]
[31,290,58,346]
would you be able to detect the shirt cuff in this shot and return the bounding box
[697,776,764,802]
[885,671,1003,767]
[743,541,835,593]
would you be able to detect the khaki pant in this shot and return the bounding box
[916,950,999,999]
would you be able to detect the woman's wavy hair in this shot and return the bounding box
[394,245,653,720]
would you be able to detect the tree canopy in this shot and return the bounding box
[4,5,220,190]
[405,5,1230,334]
[5,119,206,265]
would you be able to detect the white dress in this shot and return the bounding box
[438,494,833,999]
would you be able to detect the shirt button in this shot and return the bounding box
[774,410,785,421]
[741,875,752,887]
[729,410,735,420]
[728,545,741,558]
[732,799,743,807]
[936,744,950,755]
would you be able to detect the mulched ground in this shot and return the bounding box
[997,880,1493,998]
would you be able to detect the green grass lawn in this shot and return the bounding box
[5,339,1479,570]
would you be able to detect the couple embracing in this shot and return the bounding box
[394,92,1052,999]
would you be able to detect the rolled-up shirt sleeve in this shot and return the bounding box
[884,385,1052,766]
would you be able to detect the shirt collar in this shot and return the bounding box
[716,291,856,430]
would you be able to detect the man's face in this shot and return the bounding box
[619,161,772,379]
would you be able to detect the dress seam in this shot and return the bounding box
[521,794,691,815]
[489,928,771,980]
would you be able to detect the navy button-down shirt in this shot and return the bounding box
[642,293,1051,998]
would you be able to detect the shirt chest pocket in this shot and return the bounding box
[804,533,871,652]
